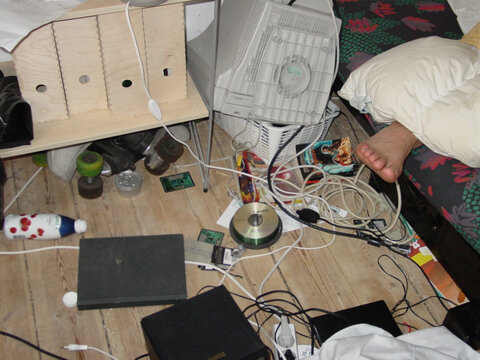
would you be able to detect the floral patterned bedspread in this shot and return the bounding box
[333,0,480,253]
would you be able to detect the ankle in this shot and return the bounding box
[389,122,421,149]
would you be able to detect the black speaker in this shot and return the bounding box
[141,286,270,360]
[310,300,401,344]
[443,300,480,350]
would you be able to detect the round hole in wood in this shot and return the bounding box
[163,68,172,76]
[79,75,90,84]
[122,79,133,88]
[36,84,47,93]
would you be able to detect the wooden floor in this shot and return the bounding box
[0,99,451,359]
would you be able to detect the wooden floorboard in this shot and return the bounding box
[0,100,451,359]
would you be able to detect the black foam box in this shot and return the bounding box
[77,234,187,310]
[141,285,269,360]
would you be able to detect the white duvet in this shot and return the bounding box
[303,324,480,360]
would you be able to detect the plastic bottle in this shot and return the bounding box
[3,214,87,240]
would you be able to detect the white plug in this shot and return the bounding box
[273,316,298,360]
[148,98,163,121]
[278,315,294,348]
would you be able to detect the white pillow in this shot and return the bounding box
[338,36,480,168]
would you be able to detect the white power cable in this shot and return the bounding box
[64,344,119,360]
[230,118,262,153]
[185,260,256,300]
[257,196,337,296]
[3,166,43,214]
[125,1,153,102]
[0,246,79,255]
[258,226,305,296]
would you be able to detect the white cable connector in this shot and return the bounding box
[64,344,119,360]
[148,98,163,121]
[64,344,88,351]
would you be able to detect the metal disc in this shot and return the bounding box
[115,170,143,198]
[230,202,282,249]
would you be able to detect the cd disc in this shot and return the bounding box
[230,202,282,249]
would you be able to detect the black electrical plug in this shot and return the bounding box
[296,208,320,223]
[283,349,296,360]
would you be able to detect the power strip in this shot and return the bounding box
[273,322,298,360]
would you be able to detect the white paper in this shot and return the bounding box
[0,0,87,52]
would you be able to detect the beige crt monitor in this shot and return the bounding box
[186,0,340,126]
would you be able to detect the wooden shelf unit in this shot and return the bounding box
[0,75,208,158]
[0,0,208,158]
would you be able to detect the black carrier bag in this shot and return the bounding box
[0,71,33,149]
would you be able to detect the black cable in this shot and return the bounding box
[310,315,323,349]
[134,354,149,360]
[394,250,455,312]
[243,297,309,328]
[245,290,305,317]
[242,288,327,349]
[225,286,354,354]
[273,321,281,343]
[196,284,216,295]
[378,253,454,328]
[374,197,408,242]
[256,289,306,314]
[0,330,68,360]
[244,296,351,344]
[254,311,269,337]
[378,254,416,320]
[287,0,297,5]
[255,290,312,329]
[393,295,456,317]
[198,287,310,337]
[246,304,312,341]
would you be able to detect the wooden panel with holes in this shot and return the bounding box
[144,4,187,104]
[12,23,68,123]
[53,17,109,116]
[13,3,187,121]
[97,9,149,117]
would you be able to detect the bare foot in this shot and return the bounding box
[355,122,422,183]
